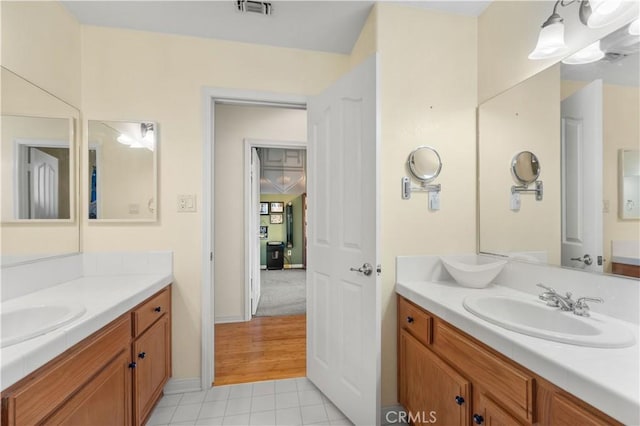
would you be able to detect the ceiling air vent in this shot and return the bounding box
[236,0,272,15]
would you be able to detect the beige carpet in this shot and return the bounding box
[255,269,306,317]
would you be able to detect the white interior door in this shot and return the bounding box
[561,79,603,272]
[307,54,380,425]
[29,147,59,219]
[251,147,262,315]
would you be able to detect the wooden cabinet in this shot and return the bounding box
[397,296,622,426]
[1,286,172,426]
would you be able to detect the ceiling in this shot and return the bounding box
[62,1,492,54]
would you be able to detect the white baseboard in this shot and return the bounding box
[163,378,203,395]
[214,315,245,324]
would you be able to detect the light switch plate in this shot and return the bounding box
[177,194,197,212]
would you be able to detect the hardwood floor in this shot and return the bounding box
[214,314,306,386]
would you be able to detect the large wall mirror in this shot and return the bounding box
[87,120,157,221]
[479,20,639,278]
[1,67,80,266]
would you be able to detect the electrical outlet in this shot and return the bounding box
[603,199,610,213]
[287,249,292,256]
[177,194,197,212]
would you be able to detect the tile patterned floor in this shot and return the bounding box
[147,377,354,426]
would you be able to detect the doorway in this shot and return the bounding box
[212,103,308,385]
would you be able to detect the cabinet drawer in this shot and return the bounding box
[434,321,534,423]
[133,288,171,337]
[398,297,432,347]
[2,315,131,426]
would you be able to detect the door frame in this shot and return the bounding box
[243,138,307,321]
[201,88,307,390]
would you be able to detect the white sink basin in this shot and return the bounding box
[440,256,507,288]
[463,295,635,348]
[1,303,86,347]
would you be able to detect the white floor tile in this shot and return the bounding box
[195,417,224,426]
[306,422,330,426]
[172,404,203,423]
[222,414,251,425]
[323,403,347,421]
[298,390,323,407]
[251,394,276,413]
[181,391,208,405]
[158,394,184,408]
[249,410,276,426]
[229,383,254,399]
[330,419,353,426]
[225,397,252,416]
[148,406,177,425]
[199,400,227,420]
[276,407,302,426]
[206,386,231,402]
[276,391,300,409]
[170,422,196,426]
[301,405,328,425]
[275,379,298,393]
[295,378,316,392]
[252,380,276,396]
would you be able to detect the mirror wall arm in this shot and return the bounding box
[401,177,441,200]
[511,180,543,201]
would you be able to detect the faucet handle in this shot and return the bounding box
[573,296,604,317]
[536,283,556,293]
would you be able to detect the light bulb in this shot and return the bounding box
[529,18,568,60]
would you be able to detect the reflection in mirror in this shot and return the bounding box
[620,149,640,219]
[408,146,442,182]
[1,115,73,220]
[87,120,157,221]
[511,151,541,185]
[1,67,80,267]
[479,20,639,277]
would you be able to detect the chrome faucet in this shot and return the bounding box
[536,284,604,316]
[536,283,575,311]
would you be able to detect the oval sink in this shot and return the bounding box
[463,295,635,348]
[1,303,86,348]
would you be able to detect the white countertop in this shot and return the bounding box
[396,280,640,425]
[1,273,173,391]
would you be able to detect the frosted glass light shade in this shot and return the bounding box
[587,0,634,27]
[630,18,640,35]
[529,21,567,59]
[562,41,605,64]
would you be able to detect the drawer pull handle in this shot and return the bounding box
[129,362,137,369]
[454,395,465,405]
[154,306,162,313]
[473,414,484,424]
[138,352,146,359]
[406,316,414,324]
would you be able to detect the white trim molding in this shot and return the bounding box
[163,378,202,395]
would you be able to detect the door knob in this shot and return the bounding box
[349,263,373,276]
[570,254,593,265]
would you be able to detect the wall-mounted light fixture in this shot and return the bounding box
[529,0,637,60]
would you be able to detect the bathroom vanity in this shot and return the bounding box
[396,255,639,425]
[0,252,174,426]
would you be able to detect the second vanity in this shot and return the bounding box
[396,255,639,425]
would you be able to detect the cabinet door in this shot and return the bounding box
[133,315,170,425]
[399,329,470,426]
[45,350,132,426]
[474,392,526,426]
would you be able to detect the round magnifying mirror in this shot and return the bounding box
[511,151,540,185]
[408,146,442,183]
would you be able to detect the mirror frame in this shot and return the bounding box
[511,151,541,185]
[85,119,159,223]
[407,145,442,183]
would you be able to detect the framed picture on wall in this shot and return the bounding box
[270,202,284,213]
[259,202,269,215]
[259,226,268,239]
[270,214,283,224]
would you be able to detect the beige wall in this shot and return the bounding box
[213,104,306,322]
[562,80,640,272]
[376,4,478,405]
[1,1,82,107]
[479,65,561,264]
[80,26,346,379]
[478,0,638,103]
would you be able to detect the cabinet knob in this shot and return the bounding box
[129,362,137,369]
[473,414,484,424]
[406,316,414,324]
[454,395,465,405]
[154,306,162,313]
[138,352,146,359]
